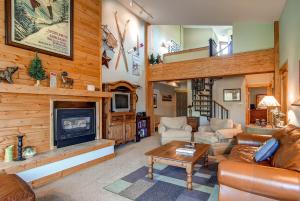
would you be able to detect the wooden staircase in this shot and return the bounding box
[192,78,229,120]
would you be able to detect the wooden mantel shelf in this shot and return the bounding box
[0,83,112,98]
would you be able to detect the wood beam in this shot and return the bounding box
[274,21,281,102]
[144,23,155,134]
[149,48,275,81]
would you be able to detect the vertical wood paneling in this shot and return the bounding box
[0,0,102,160]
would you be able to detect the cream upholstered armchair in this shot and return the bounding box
[194,118,242,155]
[158,117,192,145]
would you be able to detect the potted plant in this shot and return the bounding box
[28,53,47,86]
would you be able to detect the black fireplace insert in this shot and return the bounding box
[54,108,96,148]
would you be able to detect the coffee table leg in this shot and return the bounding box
[148,156,153,179]
[204,152,209,167]
[186,164,193,190]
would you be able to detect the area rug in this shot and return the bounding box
[104,162,219,201]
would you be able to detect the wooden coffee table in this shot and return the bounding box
[145,141,210,190]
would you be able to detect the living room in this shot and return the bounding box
[0,0,300,201]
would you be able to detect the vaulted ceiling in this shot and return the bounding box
[119,0,287,25]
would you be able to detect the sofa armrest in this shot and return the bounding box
[183,124,192,132]
[236,133,272,147]
[218,160,300,201]
[198,125,212,133]
[158,124,166,134]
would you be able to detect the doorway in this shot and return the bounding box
[246,84,272,125]
[280,63,288,123]
[176,92,187,116]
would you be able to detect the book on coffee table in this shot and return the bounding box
[176,147,196,156]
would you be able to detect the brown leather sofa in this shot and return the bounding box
[0,172,35,201]
[218,125,300,201]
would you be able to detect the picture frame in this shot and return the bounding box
[162,94,172,102]
[5,0,74,60]
[153,94,157,108]
[256,94,267,106]
[223,88,241,102]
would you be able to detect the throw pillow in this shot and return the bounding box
[254,138,279,162]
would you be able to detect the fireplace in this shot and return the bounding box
[54,106,96,148]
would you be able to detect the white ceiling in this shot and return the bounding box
[120,0,287,25]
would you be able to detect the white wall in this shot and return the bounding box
[153,83,176,117]
[102,0,146,112]
[233,22,274,53]
[183,28,213,49]
[149,25,182,56]
[213,77,246,126]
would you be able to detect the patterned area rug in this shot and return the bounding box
[104,162,219,201]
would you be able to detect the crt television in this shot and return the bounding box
[112,92,131,112]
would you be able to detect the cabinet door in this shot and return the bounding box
[108,124,124,144]
[125,123,136,142]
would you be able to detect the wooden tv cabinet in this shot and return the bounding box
[102,81,138,145]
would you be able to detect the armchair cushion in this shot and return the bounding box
[198,125,213,133]
[162,129,191,138]
[272,126,300,171]
[210,118,233,132]
[160,117,187,129]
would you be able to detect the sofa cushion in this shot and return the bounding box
[272,127,300,172]
[194,132,219,144]
[0,174,35,201]
[162,129,191,138]
[160,117,186,129]
[254,138,279,162]
[210,118,233,132]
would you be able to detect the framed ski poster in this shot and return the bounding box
[5,0,74,60]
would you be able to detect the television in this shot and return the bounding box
[112,92,131,112]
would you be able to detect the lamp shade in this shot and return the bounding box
[258,96,280,108]
[292,98,300,106]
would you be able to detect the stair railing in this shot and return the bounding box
[212,100,229,119]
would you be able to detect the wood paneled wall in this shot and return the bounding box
[0,0,102,159]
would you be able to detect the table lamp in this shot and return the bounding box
[258,96,280,127]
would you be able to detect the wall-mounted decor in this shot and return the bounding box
[0,66,18,84]
[162,94,172,102]
[102,50,111,69]
[153,94,157,108]
[114,12,130,71]
[132,54,140,76]
[256,94,267,106]
[5,0,74,60]
[101,25,118,52]
[223,88,241,102]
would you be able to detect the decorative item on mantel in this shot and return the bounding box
[23,146,37,159]
[0,66,18,84]
[50,72,57,88]
[4,145,14,162]
[15,135,25,161]
[61,71,74,89]
[28,52,47,87]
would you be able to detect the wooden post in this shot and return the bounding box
[274,21,280,102]
[145,23,155,134]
